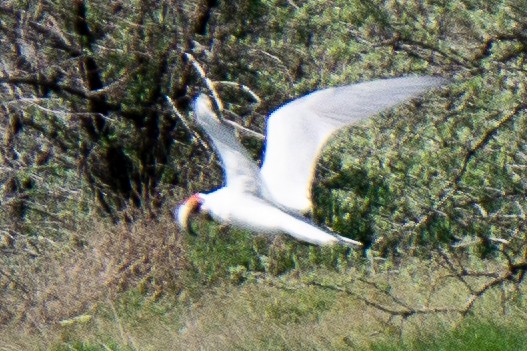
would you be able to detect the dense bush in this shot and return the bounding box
[2,0,526,250]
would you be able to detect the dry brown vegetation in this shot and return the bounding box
[0,215,185,332]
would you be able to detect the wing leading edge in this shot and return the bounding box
[260,76,447,213]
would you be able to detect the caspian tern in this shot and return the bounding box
[176,76,445,246]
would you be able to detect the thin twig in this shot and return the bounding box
[184,53,224,113]
[308,281,461,318]
[216,80,262,105]
[223,118,265,140]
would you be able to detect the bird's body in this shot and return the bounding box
[177,76,446,246]
[195,188,359,246]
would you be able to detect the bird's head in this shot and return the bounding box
[175,193,206,234]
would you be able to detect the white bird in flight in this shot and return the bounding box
[176,76,445,246]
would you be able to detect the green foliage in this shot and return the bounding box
[304,1,527,255]
[182,223,262,286]
[0,0,222,235]
[3,0,527,258]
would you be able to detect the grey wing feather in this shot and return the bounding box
[260,76,447,213]
[193,95,261,194]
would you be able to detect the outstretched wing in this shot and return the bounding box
[193,95,261,194]
[260,76,446,213]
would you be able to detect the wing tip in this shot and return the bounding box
[193,94,214,117]
[376,74,449,88]
[419,75,450,87]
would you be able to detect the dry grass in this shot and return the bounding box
[4,258,523,350]
[124,261,526,351]
[167,283,384,350]
[1,219,527,350]
[0,216,186,333]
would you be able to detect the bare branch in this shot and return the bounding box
[309,281,462,319]
[455,106,523,184]
[185,52,224,113]
[402,105,525,233]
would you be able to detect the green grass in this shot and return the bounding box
[373,319,527,351]
[46,304,527,351]
[33,259,526,351]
